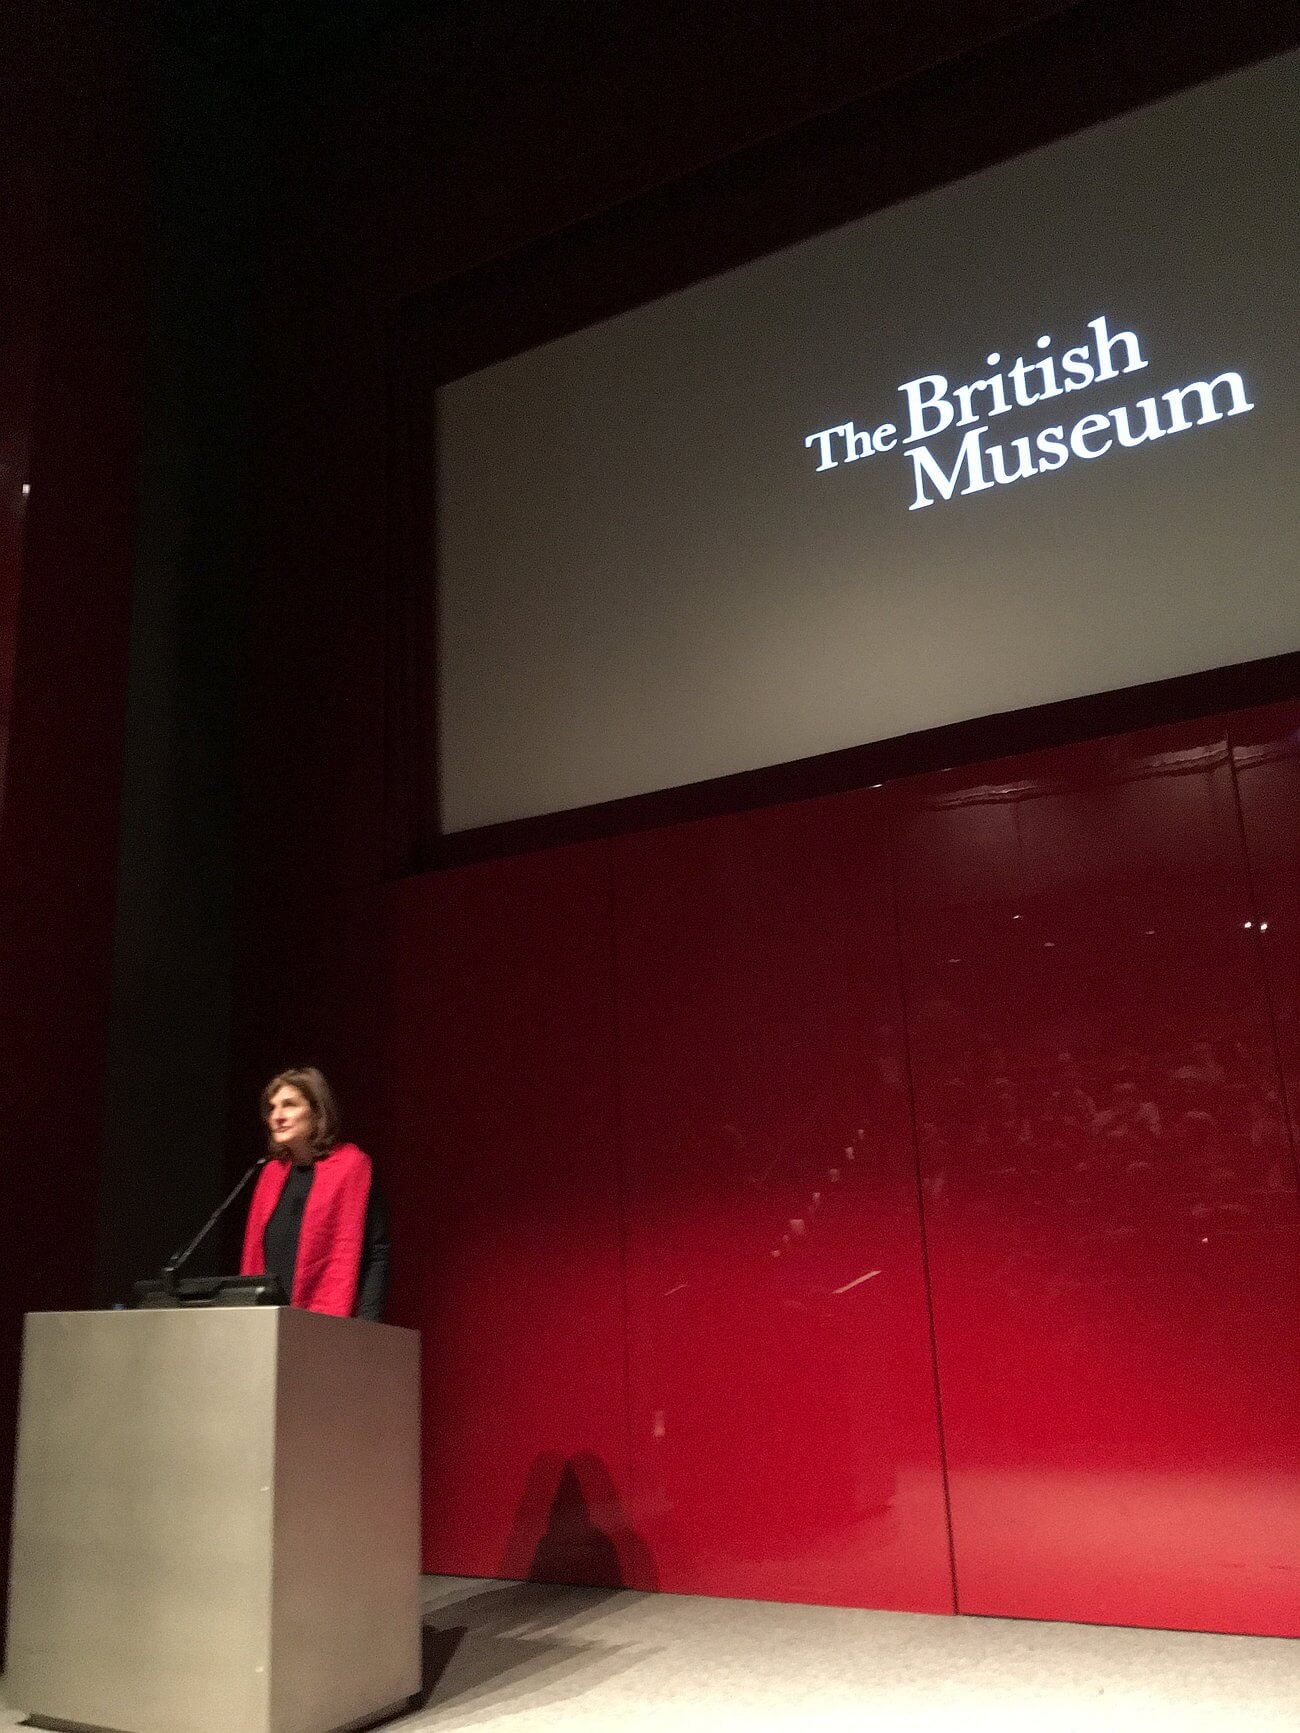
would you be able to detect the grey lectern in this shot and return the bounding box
[5,1307,421,1733]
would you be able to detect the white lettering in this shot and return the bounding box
[906,426,995,511]
[988,435,1037,486]
[1061,344,1096,392]
[1163,371,1253,431]
[1070,412,1114,459]
[1035,424,1069,471]
[1034,335,1063,401]
[1008,355,1042,408]
[1110,397,1165,448]
[952,381,981,426]
[899,375,953,444]
[840,422,874,463]
[1089,314,1147,383]
[804,319,1255,511]
[804,428,840,471]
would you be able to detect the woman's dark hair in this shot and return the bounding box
[261,1066,341,1156]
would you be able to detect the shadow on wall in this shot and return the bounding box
[500,1453,658,1591]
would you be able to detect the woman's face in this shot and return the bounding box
[266,1085,316,1157]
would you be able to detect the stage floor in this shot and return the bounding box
[4,1574,1297,1731]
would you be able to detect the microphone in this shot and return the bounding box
[158,1154,272,1295]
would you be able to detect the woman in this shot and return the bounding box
[240,1066,389,1320]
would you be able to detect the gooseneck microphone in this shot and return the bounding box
[157,1154,272,1295]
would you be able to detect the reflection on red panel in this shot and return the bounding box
[1231,700,1300,1163]
[382,844,641,1587]
[895,720,1300,1636]
[613,794,953,1611]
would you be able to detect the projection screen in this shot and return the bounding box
[436,49,1300,835]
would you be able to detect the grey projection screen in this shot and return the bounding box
[434,47,1300,838]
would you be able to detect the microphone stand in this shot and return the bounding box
[159,1155,270,1297]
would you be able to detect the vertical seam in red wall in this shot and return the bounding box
[885,787,961,1616]
[603,834,641,1574]
[1225,733,1300,1197]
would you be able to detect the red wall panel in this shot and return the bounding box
[1231,700,1300,1159]
[380,843,640,1586]
[301,698,1300,1634]
[895,719,1300,1635]
[612,794,953,1610]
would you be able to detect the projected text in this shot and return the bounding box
[803,316,1255,510]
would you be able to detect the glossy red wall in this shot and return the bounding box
[1232,702,1300,1156]
[353,701,1300,1637]
[894,715,1300,1636]
[381,845,638,1587]
[612,794,952,1610]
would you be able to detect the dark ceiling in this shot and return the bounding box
[161,0,436,94]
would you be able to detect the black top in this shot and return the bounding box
[263,1161,390,1321]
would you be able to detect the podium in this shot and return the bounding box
[4,1307,421,1733]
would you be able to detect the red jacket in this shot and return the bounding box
[240,1141,373,1317]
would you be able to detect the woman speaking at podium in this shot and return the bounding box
[240,1066,389,1320]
